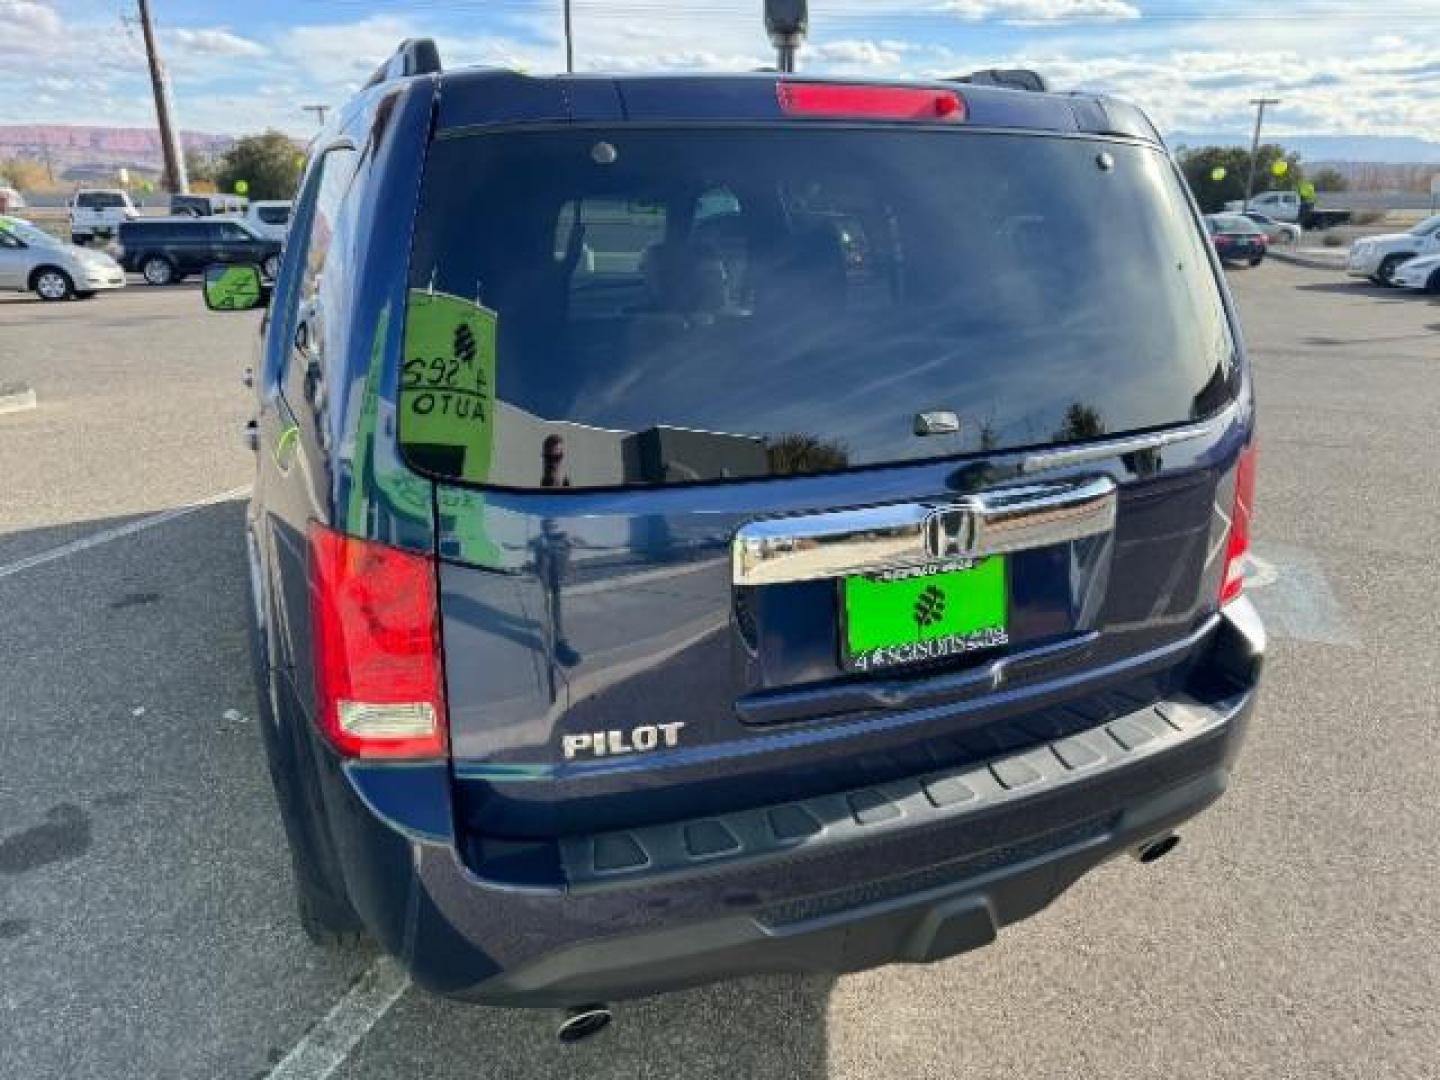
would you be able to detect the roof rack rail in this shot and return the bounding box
[363,38,442,90]
[951,69,1049,93]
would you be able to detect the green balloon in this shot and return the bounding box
[1210,166,1227,182]
[234,179,249,195]
[1271,159,1289,178]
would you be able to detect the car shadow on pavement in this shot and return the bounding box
[1292,281,1413,301]
[337,973,838,1080]
[0,499,838,1080]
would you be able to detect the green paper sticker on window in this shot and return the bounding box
[400,289,498,484]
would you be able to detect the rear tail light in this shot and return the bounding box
[1220,443,1258,605]
[778,82,966,122]
[307,523,447,759]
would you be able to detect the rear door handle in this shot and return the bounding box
[732,475,1117,586]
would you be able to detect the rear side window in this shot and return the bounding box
[125,222,176,241]
[404,127,1236,489]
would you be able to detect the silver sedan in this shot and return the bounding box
[0,214,127,300]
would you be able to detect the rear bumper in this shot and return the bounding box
[1216,243,1265,261]
[315,601,1263,1007]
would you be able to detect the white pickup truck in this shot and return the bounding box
[69,189,138,245]
[1224,189,1350,231]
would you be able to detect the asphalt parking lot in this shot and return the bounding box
[1,264,1437,1079]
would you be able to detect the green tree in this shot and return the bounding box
[1053,402,1105,443]
[0,157,51,192]
[184,147,218,185]
[1177,144,1304,213]
[1310,166,1348,193]
[215,130,302,201]
[765,433,850,476]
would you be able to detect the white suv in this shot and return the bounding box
[69,189,138,245]
[243,200,292,242]
[1347,214,1440,285]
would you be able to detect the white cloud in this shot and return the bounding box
[940,0,1140,23]
[584,50,765,73]
[171,28,266,59]
[810,40,910,66]
[1,3,1437,145]
[1,0,60,36]
[279,15,418,85]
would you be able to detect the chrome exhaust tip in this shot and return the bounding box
[557,1004,613,1043]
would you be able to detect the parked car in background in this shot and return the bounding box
[1346,214,1440,286]
[118,217,282,285]
[1390,251,1440,294]
[1204,214,1268,265]
[1224,189,1349,231]
[1229,189,1301,223]
[70,188,138,245]
[170,193,247,217]
[1242,211,1300,245]
[243,200,293,242]
[0,214,126,300]
[0,185,26,212]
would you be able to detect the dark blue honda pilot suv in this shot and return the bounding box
[204,38,1262,1016]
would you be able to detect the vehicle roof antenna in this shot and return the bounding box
[765,0,808,74]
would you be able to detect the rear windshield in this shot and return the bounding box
[404,127,1235,490]
[1211,215,1260,234]
[79,192,127,209]
[257,205,290,225]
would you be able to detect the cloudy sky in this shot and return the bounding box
[2,0,1437,140]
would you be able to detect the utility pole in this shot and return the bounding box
[302,105,330,128]
[1243,97,1281,208]
[136,0,188,194]
[563,0,574,73]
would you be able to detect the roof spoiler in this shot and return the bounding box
[950,69,1049,93]
[364,38,442,90]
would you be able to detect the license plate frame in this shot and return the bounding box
[839,558,1010,675]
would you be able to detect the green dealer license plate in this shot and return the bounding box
[841,558,1009,674]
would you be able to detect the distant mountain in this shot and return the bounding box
[0,124,233,176]
[1168,133,1440,165]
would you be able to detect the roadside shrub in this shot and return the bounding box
[1351,210,1386,227]
[1323,233,1346,247]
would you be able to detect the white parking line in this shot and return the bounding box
[0,486,251,582]
[264,958,411,1080]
